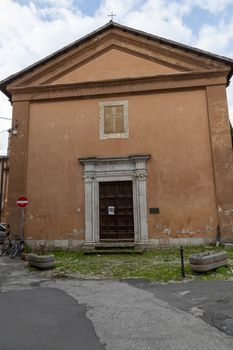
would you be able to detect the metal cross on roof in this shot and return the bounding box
[108,12,116,21]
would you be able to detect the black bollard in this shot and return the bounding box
[180,246,185,278]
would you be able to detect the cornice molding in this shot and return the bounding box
[79,155,151,165]
[10,69,228,102]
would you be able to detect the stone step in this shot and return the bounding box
[83,248,144,255]
[95,242,136,249]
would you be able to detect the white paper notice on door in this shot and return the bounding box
[108,206,115,215]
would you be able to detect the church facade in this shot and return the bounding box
[1,22,233,249]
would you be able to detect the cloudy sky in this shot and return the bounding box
[1,0,233,154]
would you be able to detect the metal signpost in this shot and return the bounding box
[16,196,29,240]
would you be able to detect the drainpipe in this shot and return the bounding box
[216,224,221,247]
[0,159,4,222]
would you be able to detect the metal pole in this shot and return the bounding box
[20,207,25,240]
[180,246,185,278]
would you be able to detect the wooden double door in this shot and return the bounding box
[99,181,134,241]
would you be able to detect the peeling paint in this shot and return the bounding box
[154,224,172,235]
[70,228,84,236]
[176,225,212,235]
[163,227,171,235]
[28,213,34,220]
[176,229,194,235]
[154,224,163,231]
[154,221,213,236]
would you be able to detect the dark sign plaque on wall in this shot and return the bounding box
[149,208,160,214]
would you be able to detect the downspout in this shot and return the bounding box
[0,158,4,222]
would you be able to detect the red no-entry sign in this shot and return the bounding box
[16,196,29,208]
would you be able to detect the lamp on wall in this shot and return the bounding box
[8,119,18,135]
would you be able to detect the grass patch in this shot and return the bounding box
[33,246,233,282]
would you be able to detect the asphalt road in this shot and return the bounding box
[0,288,104,350]
[128,279,233,337]
[1,257,233,350]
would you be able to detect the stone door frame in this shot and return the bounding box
[79,155,151,247]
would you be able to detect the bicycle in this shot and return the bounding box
[1,227,25,258]
[0,224,11,256]
[9,239,25,258]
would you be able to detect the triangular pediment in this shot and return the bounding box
[2,22,231,95]
[50,48,180,85]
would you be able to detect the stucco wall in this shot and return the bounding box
[25,88,218,242]
[52,48,179,85]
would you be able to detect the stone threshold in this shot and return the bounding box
[83,241,148,254]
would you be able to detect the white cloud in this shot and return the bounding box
[45,0,73,6]
[0,0,233,154]
[0,94,12,155]
[0,0,103,79]
[96,0,140,16]
[190,0,233,13]
[194,20,233,55]
[123,0,193,43]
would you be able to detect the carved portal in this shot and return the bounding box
[79,155,151,246]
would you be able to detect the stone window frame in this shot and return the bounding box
[99,100,129,140]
